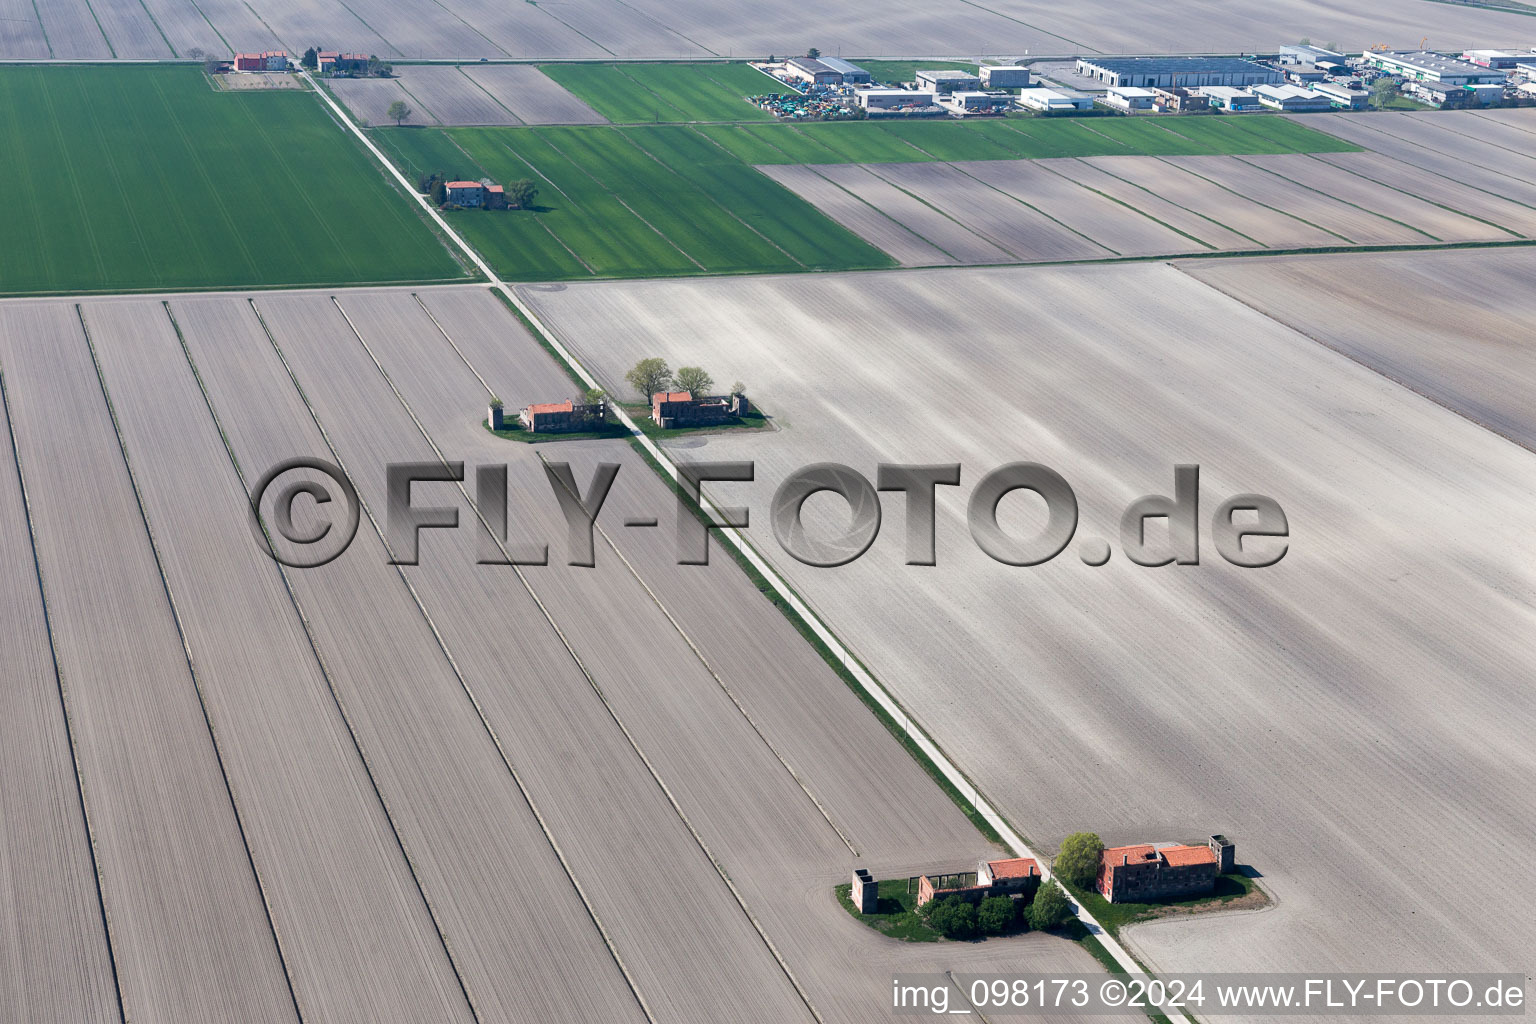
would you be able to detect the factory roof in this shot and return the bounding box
[917,69,981,80]
[1372,50,1494,75]
[819,57,868,75]
[1077,56,1272,73]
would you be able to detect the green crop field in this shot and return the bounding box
[374,124,895,281]
[373,112,1358,281]
[0,65,467,297]
[538,63,778,123]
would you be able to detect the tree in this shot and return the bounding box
[1054,832,1104,888]
[977,895,1017,936]
[625,357,673,401]
[1370,77,1400,110]
[430,179,447,206]
[301,46,318,70]
[927,897,978,940]
[584,387,607,406]
[504,178,539,209]
[387,100,411,125]
[1298,36,1311,46]
[186,47,205,61]
[1026,880,1072,931]
[730,380,746,396]
[806,47,821,58]
[674,366,713,396]
[204,57,224,75]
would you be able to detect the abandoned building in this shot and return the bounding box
[915,857,1040,907]
[518,398,605,433]
[851,868,878,913]
[1096,835,1232,903]
[650,390,748,428]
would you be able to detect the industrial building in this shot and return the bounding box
[943,90,1013,114]
[1096,837,1230,904]
[856,88,938,113]
[1403,79,1504,108]
[1016,87,1093,112]
[1278,43,1344,65]
[1461,49,1536,69]
[1311,80,1369,109]
[979,64,1031,89]
[784,57,843,86]
[1284,64,1328,85]
[1101,86,1155,112]
[1074,56,1281,90]
[1253,83,1332,112]
[819,57,871,84]
[1200,85,1261,111]
[916,68,981,93]
[1359,50,1506,86]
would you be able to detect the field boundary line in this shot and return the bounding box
[952,161,1123,255]
[807,164,963,263]
[163,298,486,1024]
[1335,112,1536,189]
[181,0,233,55]
[26,0,52,56]
[1081,158,1265,248]
[1305,154,1525,238]
[451,66,525,123]
[1036,160,1216,250]
[1232,155,1441,243]
[76,0,118,58]
[76,302,306,1024]
[0,369,129,1024]
[303,66,1147,976]
[251,292,657,1024]
[130,0,179,57]
[862,164,1026,259]
[1153,154,1355,244]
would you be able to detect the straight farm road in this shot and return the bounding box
[0,341,119,1024]
[77,297,478,1024]
[0,302,298,1024]
[168,293,650,1024]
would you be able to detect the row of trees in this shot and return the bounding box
[624,357,743,401]
[918,879,1073,941]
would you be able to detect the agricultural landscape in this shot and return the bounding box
[2,0,1535,1020]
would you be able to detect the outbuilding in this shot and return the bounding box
[1201,85,1261,111]
[856,88,937,112]
[819,57,871,84]
[1311,80,1368,109]
[785,57,842,87]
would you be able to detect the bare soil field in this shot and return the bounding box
[519,263,1536,988]
[215,71,307,90]
[960,159,1207,256]
[1316,151,1536,236]
[35,0,112,58]
[387,65,520,124]
[463,64,609,124]
[1182,247,1536,454]
[1161,154,1433,245]
[1233,153,1515,243]
[0,336,118,1024]
[0,0,49,58]
[329,76,440,126]
[810,163,1015,264]
[1366,110,1536,186]
[79,297,477,1024]
[758,164,959,266]
[0,302,298,1024]
[1039,157,1258,250]
[873,161,1111,261]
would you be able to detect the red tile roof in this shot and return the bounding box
[1158,845,1217,868]
[444,181,483,190]
[1102,844,1158,866]
[987,857,1039,880]
[1100,844,1216,868]
[653,391,692,404]
[486,184,504,192]
[526,401,574,415]
[262,50,288,57]
[318,51,339,58]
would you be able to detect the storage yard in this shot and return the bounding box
[517,257,1536,989]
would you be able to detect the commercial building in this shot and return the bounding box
[1285,64,1328,84]
[1075,56,1281,90]
[979,65,1031,89]
[1403,79,1503,107]
[1101,86,1155,112]
[1097,838,1228,904]
[943,90,1013,114]
[1152,86,1209,112]
[784,57,842,87]
[1278,43,1343,65]
[916,68,982,94]
[820,57,871,84]
[1253,83,1332,111]
[651,390,746,428]
[1016,87,1093,112]
[1311,80,1369,109]
[1359,50,1506,86]
[519,398,606,433]
[1461,49,1536,69]
[1201,85,1261,111]
[856,88,938,113]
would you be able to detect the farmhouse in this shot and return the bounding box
[916,68,981,94]
[1096,837,1232,903]
[784,57,842,86]
[1253,83,1332,112]
[1200,85,1260,111]
[1074,56,1281,90]
[1359,50,1506,86]
[444,181,486,207]
[318,51,369,74]
[234,51,289,72]
[916,857,1040,907]
[518,398,605,433]
[650,390,747,428]
[1016,87,1093,112]
[979,65,1031,89]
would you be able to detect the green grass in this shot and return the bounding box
[835,879,943,942]
[0,65,466,296]
[538,63,777,123]
[1063,873,1262,938]
[853,59,977,85]
[626,403,771,439]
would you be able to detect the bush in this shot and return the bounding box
[1054,832,1104,889]
[1026,880,1072,931]
[977,895,1018,936]
[927,897,978,940]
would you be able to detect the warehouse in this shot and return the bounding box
[1359,50,1506,86]
[784,57,842,86]
[856,88,938,113]
[1074,56,1281,89]
[1253,83,1332,112]
[1200,85,1260,111]
[1460,49,1536,70]
[1016,87,1092,112]
[979,65,1031,89]
[819,57,871,84]
[916,68,981,93]
[943,90,1013,114]
[1277,43,1343,65]
[1311,80,1368,109]
[1101,86,1155,111]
